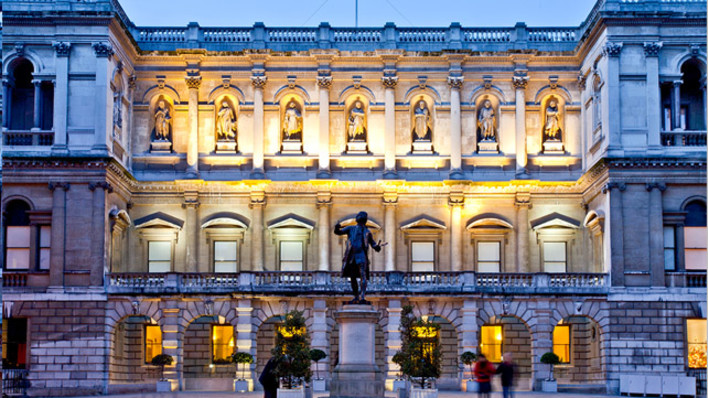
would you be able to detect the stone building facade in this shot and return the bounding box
[1,0,706,396]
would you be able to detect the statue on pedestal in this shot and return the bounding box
[282,101,303,141]
[334,212,386,304]
[477,99,496,142]
[153,100,172,141]
[347,101,367,141]
[543,98,562,141]
[413,99,431,141]
[216,100,237,141]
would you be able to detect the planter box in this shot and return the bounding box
[234,379,249,392]
[312,378,326,392]
[541,380,557,392]
[156,380,178,392]
[466,380,478,392]
[410,387,438,398]
[277,387,305,398]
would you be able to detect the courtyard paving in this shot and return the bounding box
[72,391,619,398]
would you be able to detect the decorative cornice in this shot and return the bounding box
[185,75,202,89]
[52,41,71,57]
[512,75,529,90]
[447,75,464,90]
[92,42,114,58]
[602,42,623,57]
[250,75,267,89]
[643,41,662,57]
[316,75,333,89]
[381,75,399,89]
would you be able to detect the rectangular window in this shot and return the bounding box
[664,226,676,271]
[543,242,567,273]
[411,242,435,272]
[6,226,31,270]
[687,319,707,369]
[212,325,234,363]
[477,241,501,273]
[2,318,27,369]
[280,241,303,271]
[144,325,162,364]
[553,325,571,364]
[663,106,672,131]
[479,325,502,363]
[39,226,51,271]
[148,241,171,273]
[685,227,707,271]
[214,241,238,273]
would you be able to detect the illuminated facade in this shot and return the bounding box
[1,0,706,395]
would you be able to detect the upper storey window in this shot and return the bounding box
[684,200,707,271]
[5,58,54,134]
[679,60,706,132]
[3,199,50,271]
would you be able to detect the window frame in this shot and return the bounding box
[211,324,235,364]
[552,324,572,364]
[136,221,182,273]
[400,216,446,273]
[147,240,173,273]
[467,217,512,273]
[267,216,314,272]
[542,241,568,273]
[410,241,436,272]
[686,318,707,370]
[2,318,29,370]
[3,201,51,272]
[144,324,163,364]
[479,324,503,363]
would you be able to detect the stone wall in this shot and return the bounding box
[499,316,532,384]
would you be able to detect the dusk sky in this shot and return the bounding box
[119,0,598,27]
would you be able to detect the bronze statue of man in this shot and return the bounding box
[334,211,387,304]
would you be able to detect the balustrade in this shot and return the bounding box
[3,130,54,146]
[665,272,708,288]
[661,131,707,147]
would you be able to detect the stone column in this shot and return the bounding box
[89,182,110,286]
[250,191,265,271]
[459,300,478,381]
[647,183,666,286]
[317,75,333,177]
[515,192,531,273]
[317,191,332,271]
[603,42,623,149]
[92,42,113,151]
[184,191,200,272]
[449,191,464,272]
[382,75,398,177]
[236,299,256,388]
[530,307,553,390]
[512,75,529,176]
[383,191,398,272]
[48,182,69,289]
[186,74,202,177]
[384,300,402,389]
[32,79,42,130]
[251,75,267,178]
[644,42,663,148]
[2,79,12,129]
[160,303,183,388]
[447,76,464,179]
[52,42,71,150]
[671,80,683,130]
[310,299,330,380]
[604,182,626,286]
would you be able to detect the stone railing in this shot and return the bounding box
[3,130,54,146]
[1,369,30,397]
[661,131,707,147]
[665,272,708,288]
[3,272,28,287]
[105,271,610,295]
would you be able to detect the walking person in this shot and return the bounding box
[496,353,516,398]
[474,354,496,398]
[259,356,279,398]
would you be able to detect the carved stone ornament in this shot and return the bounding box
[222,76,231,89]
[577,73,587,90]
[316,75,333,89]
[483,75,493,90]
[52,41,72,57]
[418,75,428,89]
[156,76,166,89]
[512,75,529,90]
[447,75,464,90]
[92,42,114,58]
[643,42,663,57]
[251,75,267,89]
[128,74,137,90]
[14,43,25,55]
[549,75,559,90]
[690,44,701,58]
[185,75,202,89]
[287,75,297,89]
[602,42,623,57]
[381,75,398,89]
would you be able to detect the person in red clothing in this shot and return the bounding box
[474,354,496,398]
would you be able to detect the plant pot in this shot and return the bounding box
[234,379,249,392]
[410,387,438,398]
[277,387,305,398]
[465,380,478,392]
[312,378,326,392]
[393,379,408,391]
[541,379,558,392]
[156,379,177,392]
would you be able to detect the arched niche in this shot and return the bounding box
[207,85,245,105]
[410,94,434,154]
[274,84,311,105]
[540,94,566,154]
[214,94,240,153]
[474,93,502,154]
[344,95,370,154]
[279,94,305,154]
[148,94,175,153]
[404,86,441,105]
[2,50,44,77]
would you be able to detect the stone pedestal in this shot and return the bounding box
[150,140,172,153]
[346,141,368,154]
[281,140,303,154]
[477,140,499,154]
[329,304,385,398]
[412,140,434,154]
[216,140,237,153]
[542,140,564,154]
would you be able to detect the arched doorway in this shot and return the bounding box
[109,316,161,387]
[480,315,532,390]
[552,315,603,385]
[183,315,236,391]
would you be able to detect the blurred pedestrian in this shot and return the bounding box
[474,353,496,398]
[496,352,516,398]
[259,356,279,398]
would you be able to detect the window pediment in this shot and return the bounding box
[466,214,513,231]
[530,212,580,231]
[201,212,249,229]
[267,213,315,231]
[134,212,184,230]
[337,215,382,230]
[400,215,446,231]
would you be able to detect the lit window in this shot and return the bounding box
[664,226,676,271]
[280,241,303,271]
[39,226,51,271]
[687,319,707,369]
[6,226,30,270]
[144,325,162,364]
[685,227,707,271]
[148,241,171,272]
[278,325,306,339]
[214,241,238,273]
[2,318,27,369]
[543,242,567,273]
[411,242,435,272]
[479,325,502,363]
[413,325,439,360]
[477,242,501,273]
[553,324,571,363]
[212,325,234,363]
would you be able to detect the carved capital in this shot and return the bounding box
[32,79,42,87]
[383,192,398,205]
[447,76,464,90]
[643,41,663,57]
[52,41,71,57]
[602,182,626,194]
[381,75,398,89]
[512,75,529,90]
[316,75,333,89]
[48,182,70,192]
[577,73,587,90]
[515,192,531,207]
[88,182,113,193]
[449,191,465,207]
[316,191,332,207]
[185,75,202,89]
[249,191,266,208]
[92,42,114,58]
[182,190,200,209]
[672,80,683,88]
[602,42,623,57]
[645,182,667,192]
[250,75,267,89]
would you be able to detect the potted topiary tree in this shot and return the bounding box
[460,351,477,392]
[394,305,442,398]
[540,352,561,392]
[232,352,254,393]
[309,349,327,391]
[272,310,312,398]
[151,353,176,392]
[392,352,408,394]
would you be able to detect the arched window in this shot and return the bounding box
[679,60,706,131]
[5,58,54,139]
[684,200,707,271]
[9,60,35,131]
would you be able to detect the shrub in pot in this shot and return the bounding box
[272,310,312,397]
[309,349,327,391]
[394,305,442,398]
[540,352,561,392]
[460,351,477,392]
[151,354,176,392]
[232,352,254,392]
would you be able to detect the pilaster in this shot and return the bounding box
[236,299,256,389]
[317,191,332,271]
[185,71,202,178]
[449,189,464,272]
[644,42,662,150]
[182,190,200,272]
[383,190,398,272]
[250,190,266,271]
[382,72,398,178]
[603,182,626,286]
[515,192,531,273]
[160,303,183,387]
[447,75,464,179]
[646,183,667,286]
[317,71,333,178]
[88,182,112,286]
[512,73,529,177]
[384,299,402,390]
[92,42,113,152]
[603,42,623,150]
[251,73,267,178]
[48,182,70,289]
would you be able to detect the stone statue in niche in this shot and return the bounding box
[112,91,122,132]
[542,97,564,154]
[281,100,303,154]
[346,99,368,154]
[215,100,238,153]
[411,98,433,154]
[150,99,172,153]
[477,98,499,153]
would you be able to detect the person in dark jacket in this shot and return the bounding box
[474,354,496,398]
[334,211,386,303]
[496,352,515,398]
[259,356,279,398]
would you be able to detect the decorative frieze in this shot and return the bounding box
[52,41,71,57]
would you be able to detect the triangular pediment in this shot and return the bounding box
[400,215,447,230]
[134,212,184,229]
[267,213,315,230]
[531,212,580,230]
